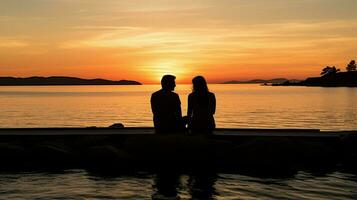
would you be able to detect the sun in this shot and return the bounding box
[149,60,191,83]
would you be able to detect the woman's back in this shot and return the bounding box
[187,91,216,133]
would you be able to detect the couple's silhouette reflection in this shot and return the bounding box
[151,75,216,134]
[153,172,217,200]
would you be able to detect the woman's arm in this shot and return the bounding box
[210,93,216,115]
[187,94,193,117]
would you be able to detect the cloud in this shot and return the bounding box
[0,38,28,47]
[0,15,12,21]
[69,26,144,31]
[59,28,213,51]
[3,0,357,82]
[58,19,357,68]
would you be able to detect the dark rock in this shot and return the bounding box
[109,123,125,128]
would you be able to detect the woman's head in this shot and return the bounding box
[192,76,208,93]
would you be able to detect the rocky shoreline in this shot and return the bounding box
[273,71,357,87]
[0,76,142,86]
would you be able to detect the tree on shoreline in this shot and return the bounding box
[321,66,340,77]
[346,60,356,72]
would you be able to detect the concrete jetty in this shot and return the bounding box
[0,127,356,174]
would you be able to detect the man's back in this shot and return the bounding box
[151,89,182,133]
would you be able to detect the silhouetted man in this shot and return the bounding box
[151,75,183,134]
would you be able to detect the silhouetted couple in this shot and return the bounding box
[151,75,216,134]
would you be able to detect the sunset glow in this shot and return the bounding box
[1,0,357,83]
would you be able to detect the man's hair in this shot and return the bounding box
[161,75,176,89]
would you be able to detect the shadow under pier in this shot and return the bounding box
[0,127,356,175]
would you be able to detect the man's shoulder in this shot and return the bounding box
[152,89,168,97]
[153,89,178,95]
[151,90,179,99]
[151,90,161,96]
[151,90,161,102]
[172,91,179,97]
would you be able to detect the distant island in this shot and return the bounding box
[274,60,357,87]
[0,76,142,86]
[222,78,300,84]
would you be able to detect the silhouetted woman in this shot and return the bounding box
[187,76,216,134]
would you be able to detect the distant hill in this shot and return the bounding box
[222,78,299,84]
[273,71,357,87]
[0,76,142,86]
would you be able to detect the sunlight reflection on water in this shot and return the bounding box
[0,84,357,130]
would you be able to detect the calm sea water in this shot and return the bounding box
[0,170,357,200]
[1,84,357,199]
[0,84,357,130]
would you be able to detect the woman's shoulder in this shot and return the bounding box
[189,92,214,96]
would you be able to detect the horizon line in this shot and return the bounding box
[0,75,305,84]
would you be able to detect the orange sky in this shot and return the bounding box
[1,0,357,84]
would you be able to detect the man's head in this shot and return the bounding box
[161,75,176,91]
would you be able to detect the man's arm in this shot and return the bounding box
[174,93,182,118]
[150,94,158,115]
